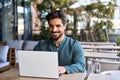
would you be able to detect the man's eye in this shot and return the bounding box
[56,25,61,27]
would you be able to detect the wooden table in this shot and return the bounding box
[87,73,118,80]
[85,52,120,59]
[82,45,120,52]
[0,69,87,80]
[81,42,116,46]
[1,69,118,80]
[82,45,120,49]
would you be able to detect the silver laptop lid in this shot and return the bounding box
[18,50,59,78]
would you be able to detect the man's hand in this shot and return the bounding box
[58,66,66,74]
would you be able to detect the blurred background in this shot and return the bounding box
[0,0,120,43]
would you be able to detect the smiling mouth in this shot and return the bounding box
[51,31,59,33]
[52,32,58,34]
[50,30,60,33]
[52,33,59,37]
[51,33,63,41]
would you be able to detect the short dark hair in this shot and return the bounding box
[46,10,67,25]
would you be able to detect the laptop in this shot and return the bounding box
[18,50,59,78]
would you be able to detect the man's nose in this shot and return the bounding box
[52,27,57,31]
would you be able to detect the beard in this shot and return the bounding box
[50,31,63,41]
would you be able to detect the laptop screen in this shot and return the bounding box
[18,50,59,78]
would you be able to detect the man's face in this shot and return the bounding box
[48,18,66,41]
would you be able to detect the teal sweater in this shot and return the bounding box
[34,36,86,73]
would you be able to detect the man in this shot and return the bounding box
[34,10,86,74]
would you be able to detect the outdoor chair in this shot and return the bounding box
[5,40,24,68]
[91,59,120,73]
[0,45,12,72]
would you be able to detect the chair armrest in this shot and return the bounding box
[7,48,12,64]
[0,41,5,45]
[10,48,17,68]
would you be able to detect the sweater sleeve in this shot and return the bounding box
[64,41,86,73]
